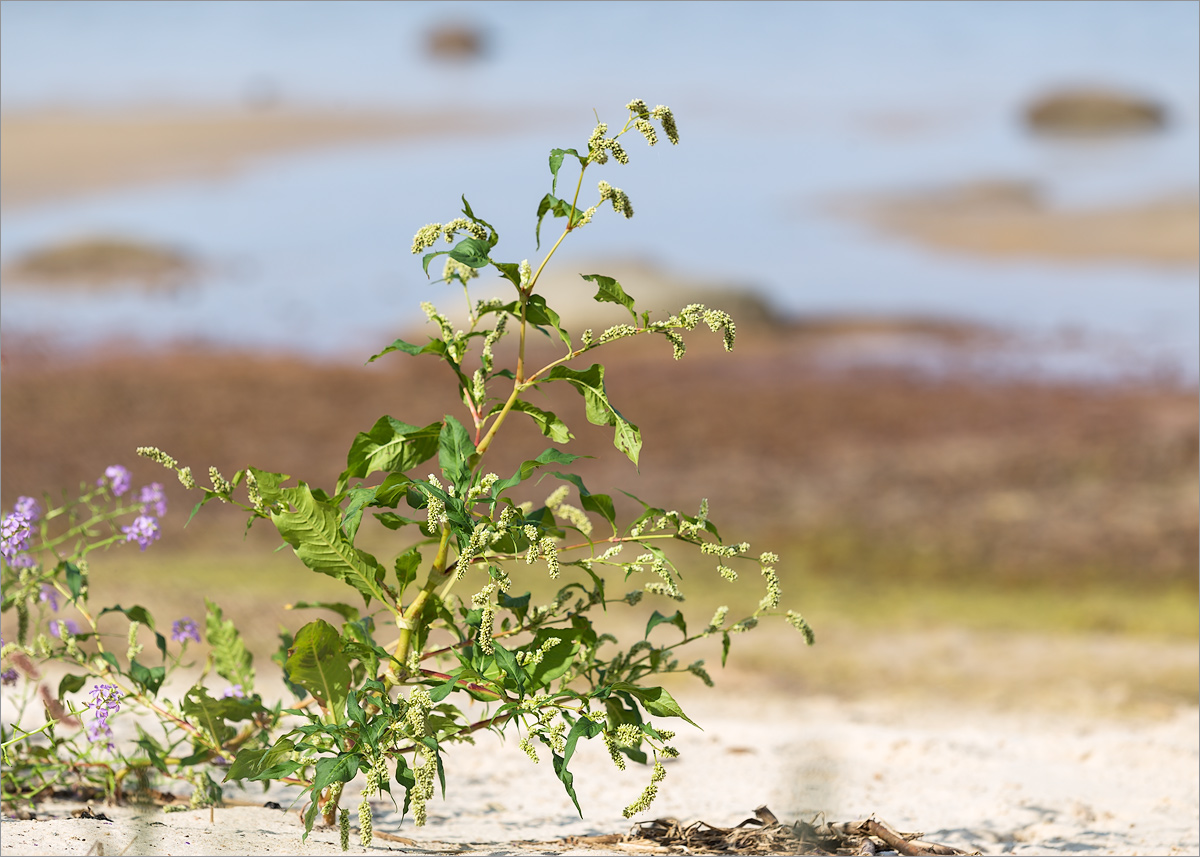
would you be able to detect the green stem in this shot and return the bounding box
[392,526,453,678]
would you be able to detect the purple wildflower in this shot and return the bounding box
[1,512,33,562]
[13,496,41,522]
[87,683,122,750]
[222,684,245,699]
[1,668,18,686]
[100,465,132,497]
[49,619,80,638]
[40,584,60,612]
[137,483,167,518]
[171,617,200,645]
[121,515,160,551]
[7,553,36,570]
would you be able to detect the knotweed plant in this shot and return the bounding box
[0,101,814,847]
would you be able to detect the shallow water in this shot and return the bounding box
[1,1,1197,380]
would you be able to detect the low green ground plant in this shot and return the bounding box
[0,100,813,846]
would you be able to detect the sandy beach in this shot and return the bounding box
[2,687,1197,856]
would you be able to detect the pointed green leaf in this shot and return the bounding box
[645,610,688,640]
[58,674,87,699]
[607,682,700,728]
[266,481,389,606]
[492,448,581,495]
[545,364,641,465]
[285,619,351,719]
[511,400,573,443]
[366,336,446,364]
[182,686,258,746]
[128,660,166,696]
[524,294,571,348]
[447,237,491,269]
[438,415,477,486]
[581,273,636,321]
[344,417,441,480]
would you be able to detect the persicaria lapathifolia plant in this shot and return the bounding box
[24,99,812,845]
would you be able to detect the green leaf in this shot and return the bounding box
[645,610,688,640]
[524,294,572,348]
[438,415,477,488]
[460,196,499,248]
[510,400,573,443]
[64,562,83,601]
[204,600,255,689]
[492,448,581,495]
[264,480,389,606]
[545,364,642,466]
[548,147,584,195]
[128,660,166,696]
[303,752,364,834]
[285,619,352,720]
[344,417,442,480]
[492,261,522,288]
[288,601,360,623]
[182,686,258,746]
[366,336,445,364]
[58,674,87,699]
[341,487,375,541]
[535,193,589,249]
[580,273,637,321]
[492,642,526,698]
[607,682,700,728]
[394,546,422,596]
[522,628,578,690]
[428,672,459,703]
[225,738,296,782]
[554,715,604,817]
[447,237,491,269]
[98,604,167,660]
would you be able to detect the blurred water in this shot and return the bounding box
[1,0,1197,379]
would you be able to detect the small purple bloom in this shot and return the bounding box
[87,683,122,750]
[222,685,245,699]
[7,553,36,570]
[49,618,80,638]
[100,465,132,497]
[13,496,41,522]
[122,515,160,551]
[171,617,201,645]
[1,512,33,562]
[1,668,18,686]
[40,584,59,612]
[137,483,167,518]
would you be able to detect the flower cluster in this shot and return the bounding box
[172,617,201,644]
[137,483,167,518]
[410,218,488,254]
[1,509,33,563]
[100,465,132,497]
[623,760,667,817]
[597,180,634,218]
[87,683,122,751]
[786,611,816,645]
[122,515,161,551]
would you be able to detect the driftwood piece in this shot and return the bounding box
[613,806,980,856]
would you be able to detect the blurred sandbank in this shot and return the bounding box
[836,179,1200,266]
[0,106,554,212]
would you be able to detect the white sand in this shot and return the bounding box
[3,692,1196,856]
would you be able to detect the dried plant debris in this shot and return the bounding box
[577,806,981,856]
